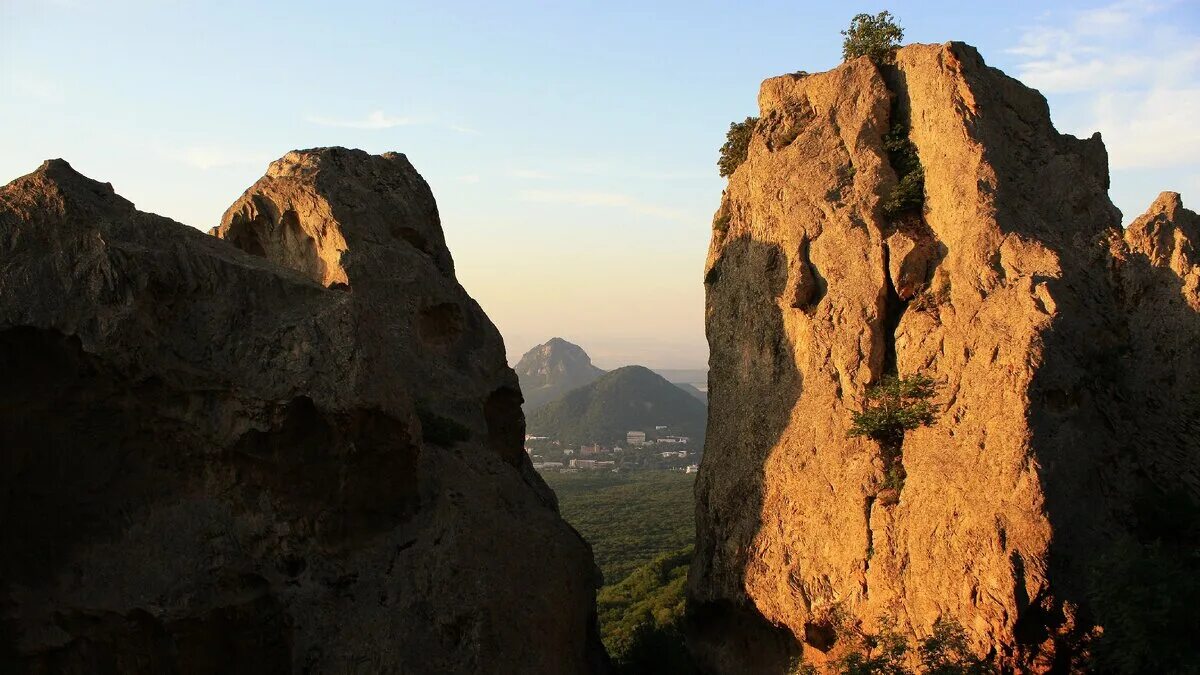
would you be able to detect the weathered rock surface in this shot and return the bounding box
[690,42,1199,672]
[0,149,606,673]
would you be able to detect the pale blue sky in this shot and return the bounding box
[3,1,1197,368]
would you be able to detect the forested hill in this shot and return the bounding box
[525,365,706,446]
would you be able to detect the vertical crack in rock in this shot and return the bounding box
[692,42,1196,673]
[878,238,909,377]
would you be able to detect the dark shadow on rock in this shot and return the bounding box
[687,236,803,673]
[0,326,417,671]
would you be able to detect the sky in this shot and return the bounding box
[2,1,1197,370]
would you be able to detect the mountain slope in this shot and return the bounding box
[673,382,708,403]
[515,337,605,413]
[526,365,706,445]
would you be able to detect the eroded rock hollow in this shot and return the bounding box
[0,149,606,673]
[690,42,1200,673]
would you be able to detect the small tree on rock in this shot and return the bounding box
[718,117,758,177]
[848,374,937,492]
[842,11,905,64]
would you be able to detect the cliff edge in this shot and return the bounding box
[690,42,1199,673]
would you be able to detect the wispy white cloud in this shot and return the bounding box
[1008,0,1200,171]
[509,168,556,179]
[306,110,418,129]
[165,146,270,170]
[518,189,686,221]
[305,110,480,135]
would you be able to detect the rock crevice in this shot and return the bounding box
[690,42,1199,673]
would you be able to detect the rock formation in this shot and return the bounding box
[0,149,606,673]
[690,42,1199,672]
[515,337,606,413]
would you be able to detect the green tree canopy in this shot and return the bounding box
[842,11,905,64]
[718,117,758,177]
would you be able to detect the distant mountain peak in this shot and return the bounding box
[515,338,605,413]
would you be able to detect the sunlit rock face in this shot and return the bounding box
[690,42,1198,673]
[0,150,607,674]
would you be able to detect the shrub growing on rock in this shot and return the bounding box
[718,117,758,177]
[881,123,925,218]
[842,11,905,64]
[848,374,937,493]
[827,617,995,674]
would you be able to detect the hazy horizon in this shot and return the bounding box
[4,0,1197,370]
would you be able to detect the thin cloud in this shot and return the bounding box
[306,110,418,129]
[509,168,556,179]
[305,111,480,135]
[1008,0,1200,170]
[519,189,687,221]
[167,146,270,170]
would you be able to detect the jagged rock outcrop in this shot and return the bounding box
[0,149,606,673]
[1109,192,1200,494]
[515,337,606,413]
[690,42,1199,673]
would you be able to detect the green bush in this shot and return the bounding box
[881,123,925,218]
[848,375,936,493]
[828,617,995,675]
[848,375,937,453]
[718,117,758,177]
[882,168,925,217]
[842,12,905,64]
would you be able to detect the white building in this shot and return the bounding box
[626,431,647,446]
[685,464,699,474]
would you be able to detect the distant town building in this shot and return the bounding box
[627,431,647,446]
[569,459,617,470]
[525,435,548,441]
[659,435,690,445]
[562,448,575,456]
[580,443,603,456]
[685,464,699,474]
[533,461,564,471]
[660,450,688,459]
[655,425,668,432]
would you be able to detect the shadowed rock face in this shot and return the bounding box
[0,150,607,674]
[690,42,1199,673]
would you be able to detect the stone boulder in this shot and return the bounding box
[0,149,606,674]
